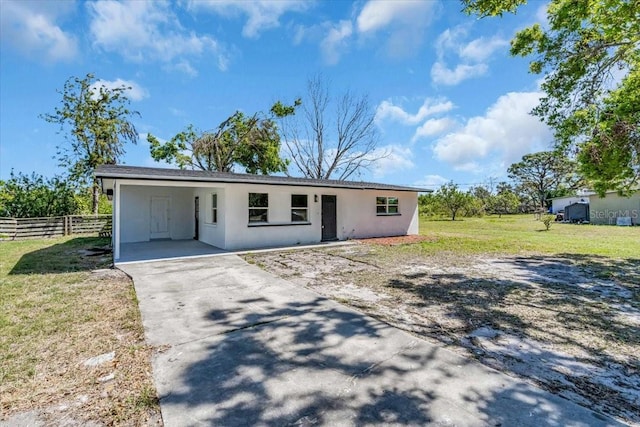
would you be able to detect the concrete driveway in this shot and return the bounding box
[119,255,622,427]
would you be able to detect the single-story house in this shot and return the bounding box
[589,189,640,225]
[96,165,428,261]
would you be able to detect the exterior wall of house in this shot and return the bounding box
[193,187,226,249]
[119,185,194,243]
[221,183,419,250]
[551,196,590,213]
[222,183,322,250]
[589,192,640,225]
[334,187,419,240]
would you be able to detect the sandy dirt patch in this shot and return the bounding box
[244,242,640,425]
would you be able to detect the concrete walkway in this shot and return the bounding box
[119,256,623,427]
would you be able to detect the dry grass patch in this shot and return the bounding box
[0,237,161,425]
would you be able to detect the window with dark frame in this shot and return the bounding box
[291,194,308,222]
[211,193,218,224]
[249,193,268,223]
[376,196,399,215]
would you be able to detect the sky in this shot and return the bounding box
[0,0,554,190]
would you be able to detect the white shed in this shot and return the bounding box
[96,165,428,261]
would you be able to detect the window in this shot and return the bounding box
[291,194,308,222]
[376,196,399,215]
[211,193,218,224]
[249,193,268,223]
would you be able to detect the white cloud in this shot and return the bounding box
[369,144,414,178]
[459,36,508,62]
[296,0,435,65]
[431,25,507,86]
[171,60,198,77]
[357,1,431,33]
[189,0,310,38]
[292,20,353,65]
[320,20,353,65]
[87,1,228,75]
[431,62,488,86]
[92,79,148,101]
[376,97,454,125]
[0,0,77,62]
[414,174,449,189]
[412,117,457,141]
[356,0,437,58]
[432,91,552,171]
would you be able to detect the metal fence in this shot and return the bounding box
[0,215,112,240]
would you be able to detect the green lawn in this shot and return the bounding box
[417,214,640,259]
[0,236,159,424]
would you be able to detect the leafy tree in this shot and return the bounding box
[73,189,113,215]
[463,0,640,194]
[463,192,486,217]
[507,151,580,209]
[468,185,492,213]
[418,193,444,217]
[280,75,384,180]
[41,73,139,214]
[488,191,521,217]
[436,181,472,221]
[0,172,79,218]
[148,101,298,174]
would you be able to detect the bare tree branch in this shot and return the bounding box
[281,75,386,180]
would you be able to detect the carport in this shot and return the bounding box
[118,240,226,263]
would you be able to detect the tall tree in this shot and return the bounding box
[280,75,384,180]
[148,101,297,175]
[437,181,472,221]
[507,151,580,209]
[463,0,640,194]
[41,73,139,214]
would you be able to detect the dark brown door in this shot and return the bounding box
[321,195,337,241]
[194,196,199,240]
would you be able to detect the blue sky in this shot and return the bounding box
[0,0,553,190]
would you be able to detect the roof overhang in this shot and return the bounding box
[95,165,432,193]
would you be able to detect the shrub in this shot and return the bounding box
[541,214,555,231]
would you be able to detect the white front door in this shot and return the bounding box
[150,196,170,239]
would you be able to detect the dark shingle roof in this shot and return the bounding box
[95,165,429,192]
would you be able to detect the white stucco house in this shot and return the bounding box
[96,165,428,261]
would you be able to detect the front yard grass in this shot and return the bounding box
[244,215,640,424]
[0,236,160,425]
[415,214,640,258]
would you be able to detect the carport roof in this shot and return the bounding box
[95,165,431,192]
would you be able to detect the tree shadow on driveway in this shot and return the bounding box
[152,293,617,426]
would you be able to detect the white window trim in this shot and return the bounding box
[376,196,400,216]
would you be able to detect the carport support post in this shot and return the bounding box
[114,181,120,261]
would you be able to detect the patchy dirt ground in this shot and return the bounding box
[244,240,640,425]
